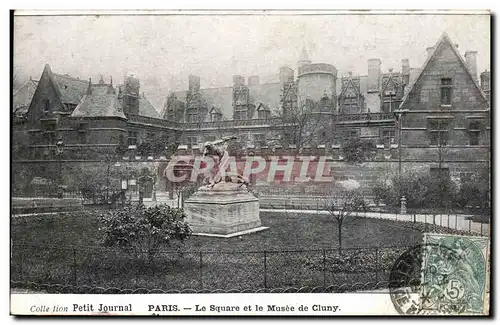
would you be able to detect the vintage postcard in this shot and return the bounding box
[10,9,491,316]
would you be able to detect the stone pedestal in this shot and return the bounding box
[184,182,266,237]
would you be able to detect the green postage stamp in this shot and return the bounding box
[421,234,490,315]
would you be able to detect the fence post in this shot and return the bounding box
[72,246,77,286]
[469,219,472,233]
[480,223,484,236]
[263,251,268,288]
[135,261,139,288]
[199,252,203,289]
[455,215,458,230]
[322,249,326,287]
[375,248,379,283]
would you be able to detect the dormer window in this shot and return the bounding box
[211,112,222,122]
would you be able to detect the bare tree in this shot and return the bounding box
[324,189,366,253]
[272,94,327,150]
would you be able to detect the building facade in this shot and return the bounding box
[12,32,491,199]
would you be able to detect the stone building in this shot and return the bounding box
[398,32,490,183]
[12,32,491,200]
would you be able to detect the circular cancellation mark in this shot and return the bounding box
[389,243,473,315]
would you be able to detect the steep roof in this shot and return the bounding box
[399,32,489,108]
[139,95,160,118]
[52,73,89,105]
[71,84,126,119]
[13,78,38,114]
[209,106,222,114]
[168,82,282,119]
[298,41,311,63]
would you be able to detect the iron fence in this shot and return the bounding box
[11,243,411,293]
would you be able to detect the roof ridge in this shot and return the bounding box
[399,32,489,109]
[53,73,89,84]
[13,78,38,98]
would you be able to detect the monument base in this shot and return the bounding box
[184,182,264,236]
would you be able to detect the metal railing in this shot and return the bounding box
[11,243,411,292]
[127,113,396,130]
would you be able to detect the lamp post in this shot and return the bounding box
[55,137,64,198]
[393,109,408,203]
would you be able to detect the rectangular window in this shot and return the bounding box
[440,78,452,105]
[128,131,138,146]
[342,97,359,114]
[187,112,199,123]
[347,129,360,138]
[234,108,248,120]
[468,121,481,146]
[382,95,400,112]
[381,129,396,146]
[205,135,216,143]
[186,136,198,147]
[42,121,56,132]
[45,133,56,145]
[428,119,450,146]
[253,133,266,147]
[211,113,221,122]
[258,110,268,119]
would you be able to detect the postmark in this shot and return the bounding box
[389,234,489,315]
[420,234,489,315]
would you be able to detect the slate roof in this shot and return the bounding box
[71,84,126,119]
[13,78,38,114]
[138,95,160,118]
[52,73,89,105]
[168,82,283,120]
[399,32,489,108]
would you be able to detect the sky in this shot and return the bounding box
[13,11,490,112]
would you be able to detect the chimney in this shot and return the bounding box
[480,70,490,91]
[464,51,478,82]
[248,76,260,87]
[279,66,294,84]
[367,58,381,93]
[188,75,200,93]
[86,78,92,95]
[402,59,410,86]
[426,46,435,59]
[233,75,245,86]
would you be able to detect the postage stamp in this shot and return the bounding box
[388,234,490,316]
[420,234,489,315]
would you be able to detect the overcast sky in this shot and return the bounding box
[13,12,490,111]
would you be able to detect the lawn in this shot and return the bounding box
[11,209,424,292]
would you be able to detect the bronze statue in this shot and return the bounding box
[202,136,249,188]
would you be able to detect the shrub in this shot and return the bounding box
[98,204,192,263]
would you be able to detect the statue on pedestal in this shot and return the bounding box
[202,136,248,188]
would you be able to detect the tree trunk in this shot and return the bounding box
[338,220,343,255]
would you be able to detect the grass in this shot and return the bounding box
[11,209,425,291]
